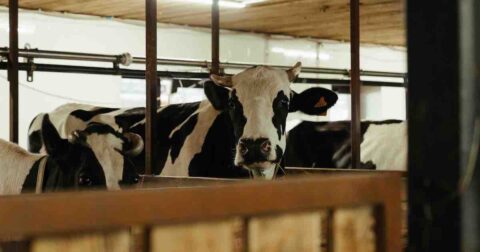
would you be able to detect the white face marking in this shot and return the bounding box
[86,133,125,190]
[230,66,291,172]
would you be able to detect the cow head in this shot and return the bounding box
[41,114,107,191]
[206,62,338,179]
[80,122,142,189]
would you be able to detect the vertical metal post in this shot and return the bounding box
[145,0,158,175]
[211,0,220,75]
[8,0,19,143]
[350,0,361,169]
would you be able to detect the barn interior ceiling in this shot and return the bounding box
[0,0,405,46]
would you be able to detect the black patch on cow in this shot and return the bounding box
[128,102,201,175]
[21,157,45,193]
[170,114,199,163]
[274,145,284,163]
[204,80,230,110]
[28,130,43,153]
[70,107,119,121]
[289,88,338,115]
[272,90,289,140]
[284,120,403,169]
[83,122,127,141]
[228,90,247,141]
[188,112,249,178]
[114,107,146,130]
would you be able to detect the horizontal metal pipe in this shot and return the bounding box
[0,48,406,78]
[0,62,404,87]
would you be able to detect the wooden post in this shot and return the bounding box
[8,0,19,143]
[407,1,460,251]
[350,0,361,169]
[211,0,220,75]
[145,0,158,175]
[460,0,480,250]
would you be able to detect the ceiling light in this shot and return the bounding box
[318,52,331,61]
[271,47,332,61]
[178,0,264,9]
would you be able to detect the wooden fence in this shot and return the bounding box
[0,173,402,252]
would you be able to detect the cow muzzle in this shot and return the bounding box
[236,137,279,180]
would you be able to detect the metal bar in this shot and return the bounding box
[0,48,406,78]
[0,62,405,87]
[145,0,158,176]
[350,0,361,169]
[8,0,18,143]
[211,0,220,74]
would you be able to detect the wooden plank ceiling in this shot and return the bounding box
[0,0,405,46]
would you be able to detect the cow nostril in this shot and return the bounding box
[260,140,271,154]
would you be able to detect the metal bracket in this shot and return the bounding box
[205,61,225,76]
[26,57,35,82]
[113,61,121,75]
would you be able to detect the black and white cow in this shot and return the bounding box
[29,62,338,179]
[0,115,109,195]
[28,107,142,189]
[284,120,407,170]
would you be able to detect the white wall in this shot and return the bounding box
[0,9,407,148]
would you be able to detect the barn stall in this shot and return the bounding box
[0,0,475,251]
[4,2,404,251]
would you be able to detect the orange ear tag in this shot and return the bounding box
[314,97,327,108]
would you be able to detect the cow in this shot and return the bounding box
[284,120,407,170]
[28,108,142,189]
[29,62,338,179]
[0,115,109,195]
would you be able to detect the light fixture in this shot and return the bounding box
[271,47,331,61]
[178,0,264,9]
[318,52,331,61]
[0,23,36,34]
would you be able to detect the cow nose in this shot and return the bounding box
[260,139,271,154]
[238,138,271,160]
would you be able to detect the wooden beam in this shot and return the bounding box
[407,0,460,251]
[0,173,402,251]
[459,0,480,250]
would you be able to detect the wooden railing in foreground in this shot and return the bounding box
[0,173,402,252]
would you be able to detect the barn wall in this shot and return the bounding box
[0,9,406,148]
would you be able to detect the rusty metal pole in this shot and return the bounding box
[145,0,158,175]
[350,0,361,169]
[211,0,220,75]
[8,0,19,143]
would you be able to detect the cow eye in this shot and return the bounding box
[280,99,289,107]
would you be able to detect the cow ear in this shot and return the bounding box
[204,80,230,110]
[289,88,338,115]
[41,114,68,156]
[286,62,302,81]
